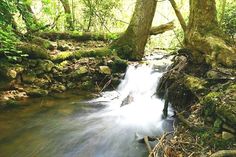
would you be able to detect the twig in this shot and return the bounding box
[99,77,112,93]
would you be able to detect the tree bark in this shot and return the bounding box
[110,0,157,60]
[219,0,227,25]
[59,0,74,31]
[169,0,186,32]
[16,0,38,32]
[185,0,236,68]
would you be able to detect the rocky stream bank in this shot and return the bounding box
[0,35,128,108]
[152,52,236,157]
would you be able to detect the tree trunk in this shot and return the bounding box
[219,0,227,25]
[110,0,157,60]
[169,0,186,32]
[16,0,38,32]
[59,0,74,31]
[185,0,236,68]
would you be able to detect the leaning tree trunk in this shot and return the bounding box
[16,0,38,32]
[169,0,186,32]
[184,0,236,67]
[110,0,157,60]
[59,0,74,31]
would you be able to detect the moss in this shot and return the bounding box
[31,37,54,50]
[37,31,119,42]
[108,57,128,73]
[201,92,221,116]
[78,81,94,91]
[51,51,74,61]
[16,42,49,59]
[184,75,207,92]
[213,118,223,132]
[52,48,114,62]
[193,129,235,149]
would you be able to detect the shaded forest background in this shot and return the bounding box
[1,0,235,61]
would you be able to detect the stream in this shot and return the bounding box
[0,53,174,157]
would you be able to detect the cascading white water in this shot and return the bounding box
[95,64,169,125]
[75,53,175,157]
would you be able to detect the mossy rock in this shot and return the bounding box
[99,66,111,75]
[22,71,37,83]
[78,81,94,91]
[201,92,221,117]
[50,84,67,93]
[37,60,55,72]
[31,37,55,50]
[25,87,48,97]
[0,62,24,80]
[71,66,89,79]
[16,42,49,59]
[108,57,128,73]
[184,75,207,93]
[201,83,236,129]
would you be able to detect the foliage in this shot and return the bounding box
[80,0,121,32]
[16,0,40,31]
[0,0,17,25]
[221,2,236,39]
[0,23,27,61]
[169,28,184,50]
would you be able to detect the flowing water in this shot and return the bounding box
[0,54,174,157]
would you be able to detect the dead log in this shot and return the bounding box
[36,22,175,42]
[35,32,118,42]
[150,21,175,35]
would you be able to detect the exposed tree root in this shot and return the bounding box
[210,150,236,157]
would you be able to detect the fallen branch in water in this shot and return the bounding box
[99,77,112,93]
[210,150,236,157]
[148,132,173,157]
[144,136,153,155]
